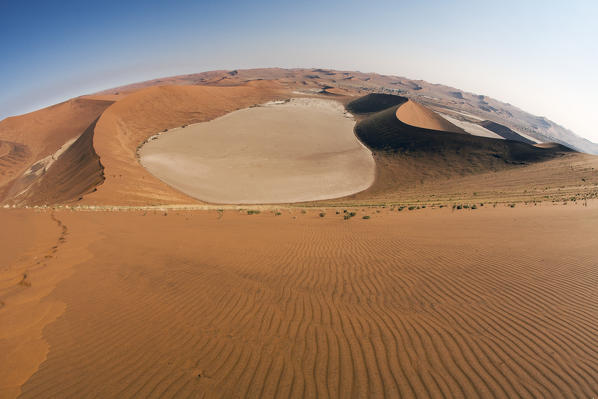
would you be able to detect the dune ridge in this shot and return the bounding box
[395,99,466,134]
[84,82,286,205]
[0,98,113,204]
[340,95,579,202]
[3,118,104,206]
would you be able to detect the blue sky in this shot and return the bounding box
[1,0,597,141]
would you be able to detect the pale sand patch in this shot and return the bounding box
[139,98,375,204]
[439,113,504,139]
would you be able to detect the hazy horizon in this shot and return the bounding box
[1,0,597,142]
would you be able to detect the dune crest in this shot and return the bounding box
[396,99,466,133]
[85,82,286,205]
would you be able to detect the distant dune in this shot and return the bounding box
[395,99,466,133]
[349,94,568,162]
[343,94,581,203]
[0,76,592,207]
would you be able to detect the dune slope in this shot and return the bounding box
[354,104,568,162]
[395,99,466,133]
[345,93,408,114]
[3,206,597,398]
[341,94,578,202]
[0,98,113,204]
[4,119,104,205]
[480,121,536,144]
[85,82,285,205]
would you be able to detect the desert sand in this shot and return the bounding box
[1,68,598,398]
[139,98,375,203]
[1,204,598,398]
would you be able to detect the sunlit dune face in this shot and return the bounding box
[139,98,375,204]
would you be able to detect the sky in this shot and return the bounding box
[1,0,597,142]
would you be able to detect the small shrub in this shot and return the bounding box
[398,206,405,211]
[471,204,477,210]
[301,210,307,214]
[463,204,470,209]
[509,203,516,208]
[344,212,357,220]
[275,211,282,216]
[319,212,326,217]
[456,205,462,210]
[362,215,370,220]
[247,210,260,215]
[421,205,426,209]
[408,206,416,211]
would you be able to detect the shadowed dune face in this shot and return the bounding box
[338,94,580,203]
[0,99,113,203]
[353,101,569,161]
[3,119,104,206]
[139,98,375,204]
[480,120,537,144]
[345,93,407,114]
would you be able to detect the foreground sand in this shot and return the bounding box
[1,204,597,398]
[139,98,375,204]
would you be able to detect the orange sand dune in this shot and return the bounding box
[396,99,466,133]
[5,119,104,206]
[1,205,597,398]
[0,98,113,202]
[85,82,286,205]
